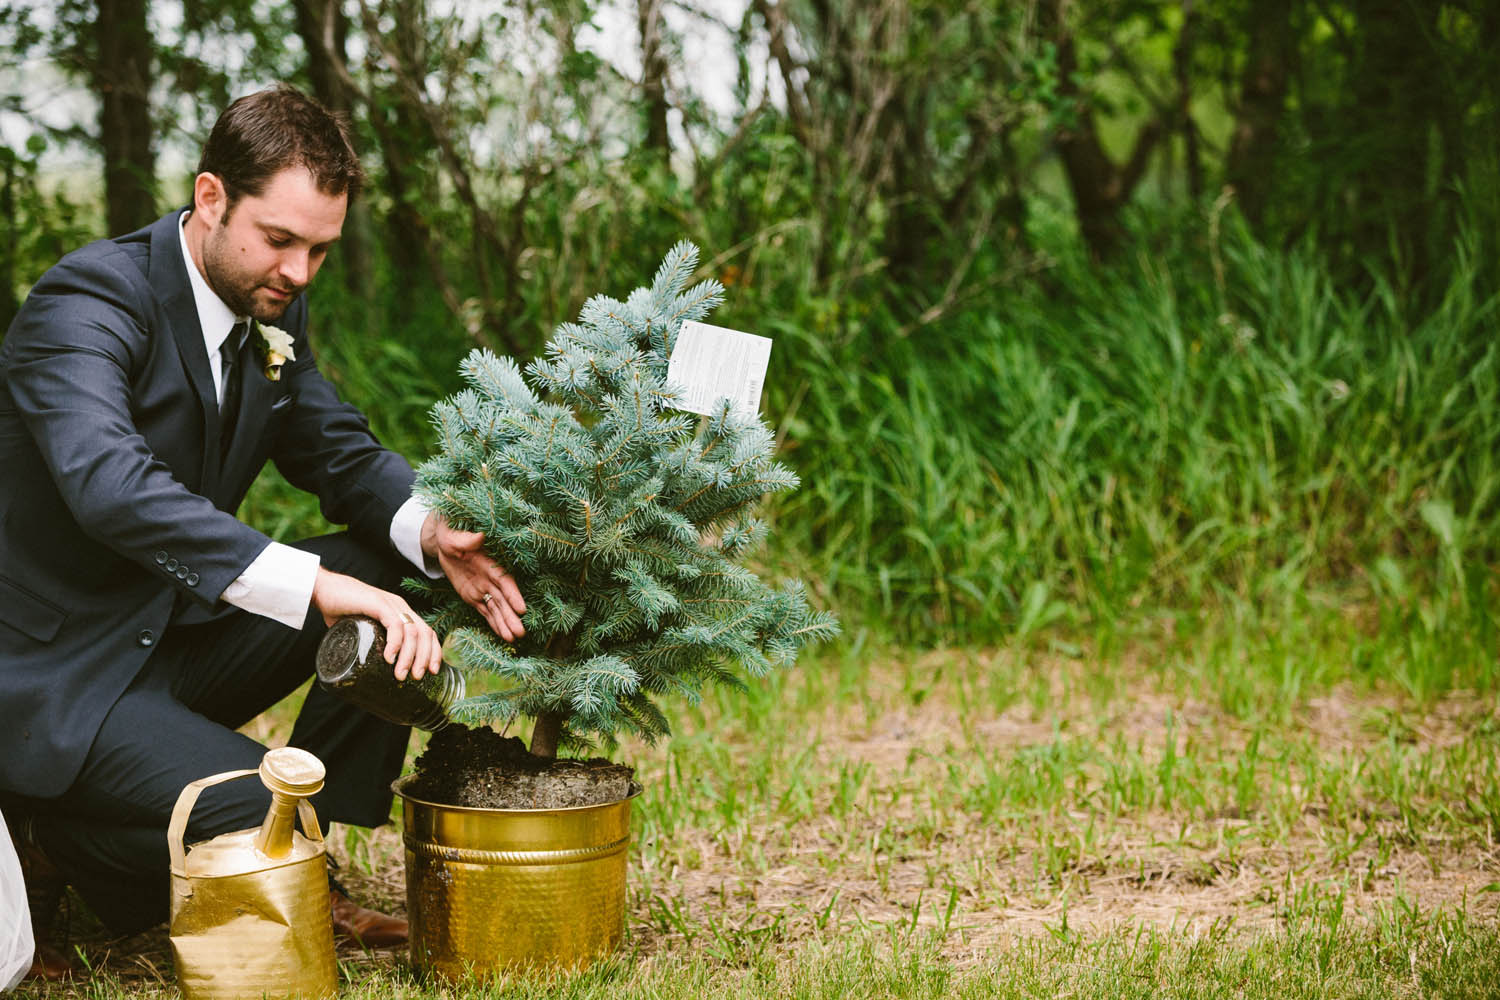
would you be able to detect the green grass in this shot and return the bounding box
[766,217,1500,653]
[23,625,1499,998]
[39,213,1495,997]
[39,919,1500,999]
[245,210,1500,685]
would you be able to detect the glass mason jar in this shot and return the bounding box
[315,616,465,731]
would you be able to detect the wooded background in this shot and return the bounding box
[3,0,1499,648]
[5,0,1497,332]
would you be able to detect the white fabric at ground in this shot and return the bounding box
[0,809,34,991]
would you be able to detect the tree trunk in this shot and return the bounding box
[1224,0,1291,227]
[1346,0,1439,289]
[1172,0,1202,201]
[880,1,946,286]
[637,0,671,166]
[753,0,810,152]
[293,0,373,298]
[358,0,531,353]
[295,0,347,115]
[1,153,16,332]
[528,632,578,759]
[529,711,566,760]
[94,0,155,236]
[883,91,936,284]
[368,98,461,323]
[1039,0,1162,259]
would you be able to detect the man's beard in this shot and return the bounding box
[201,224,301,323]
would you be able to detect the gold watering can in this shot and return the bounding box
[167,747,337,1000]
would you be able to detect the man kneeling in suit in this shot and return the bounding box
[0,85,527,979]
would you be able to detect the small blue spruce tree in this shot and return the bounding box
[412,243,839,758]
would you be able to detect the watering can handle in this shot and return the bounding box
[167,768,325,875]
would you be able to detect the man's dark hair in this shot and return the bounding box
[197,85,365,206]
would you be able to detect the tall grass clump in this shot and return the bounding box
[240,203,1499,696]
[768,214,1500,685]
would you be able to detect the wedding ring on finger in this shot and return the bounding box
[482,593,493,606]
[401,612,417,624]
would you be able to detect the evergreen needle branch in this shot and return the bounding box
[665,287,724,328]
[605,311,648,340]
[673,475,788,512]
[416,243,837,757]
[529,527,580,548]
[612,498,657,529]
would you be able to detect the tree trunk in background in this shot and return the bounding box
[369,0,430,304]
[95,0,155,236]
[294,0,373,298]
[637,0,671,166]
[883,112,936,284]
[358,0,528,353]
[369,98,440,321]
[1039,0,1162,259]
[1225,0,1291,228]
[1,154,16,332]
[1172,0,1202,201]
[295,0,346,114]
[1346,0,1440,290]
[881,2,941,286]
[1473,2,1500,279]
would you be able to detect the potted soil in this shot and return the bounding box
[397,244,837,977]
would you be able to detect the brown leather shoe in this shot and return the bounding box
[328,890,408,949]
[26,940,77,982]
[9,815,82,981]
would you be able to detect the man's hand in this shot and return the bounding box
[421,512,527,641]
[310,568,441,681]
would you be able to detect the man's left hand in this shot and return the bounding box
[421,512,527,641]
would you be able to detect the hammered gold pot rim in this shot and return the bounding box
[391,772,642,815]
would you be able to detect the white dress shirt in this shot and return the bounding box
[177,210,437,628]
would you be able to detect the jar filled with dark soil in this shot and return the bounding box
[315,616,464,731]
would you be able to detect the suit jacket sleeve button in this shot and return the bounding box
[165,558,179,572]
[175,566,189,580]
[154,551,168,565]
[186,573,200,586]
[137,629,155,647]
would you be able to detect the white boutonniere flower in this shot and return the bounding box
[258,324,296,381]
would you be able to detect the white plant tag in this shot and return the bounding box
[667,320,772,418]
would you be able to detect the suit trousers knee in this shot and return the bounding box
[16,532,417,934]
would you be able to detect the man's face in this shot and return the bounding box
[198,167,345,323]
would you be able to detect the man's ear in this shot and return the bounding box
[192,172,230,227]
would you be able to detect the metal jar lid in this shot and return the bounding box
[317,616,380,686]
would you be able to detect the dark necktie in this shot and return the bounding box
[219,319,250,451]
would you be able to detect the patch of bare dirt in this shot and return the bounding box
[630,813,1500,964]
[28,647,1500,988]
[624,648,1500,961]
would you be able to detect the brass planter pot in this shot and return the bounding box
[393,775,639,978]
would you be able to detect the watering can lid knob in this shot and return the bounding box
[259,747,326,797]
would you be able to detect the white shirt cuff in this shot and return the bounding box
[220,542,321,629]
[391,494,442,578]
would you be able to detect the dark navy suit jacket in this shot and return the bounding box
[0,209,415,797]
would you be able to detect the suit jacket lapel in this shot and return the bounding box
[147,210,223,482]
